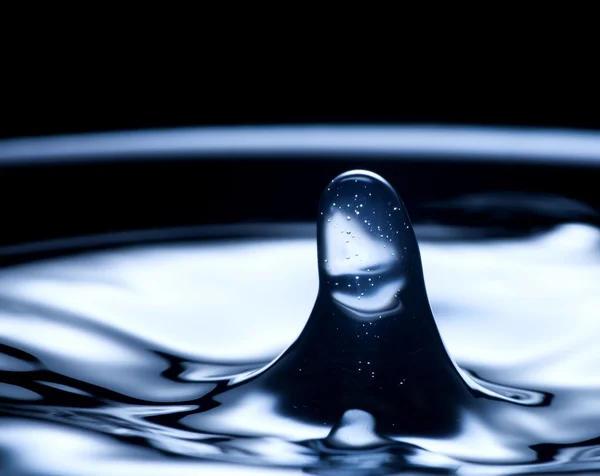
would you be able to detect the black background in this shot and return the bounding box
[3,91,599,139]
[2,63,599,139]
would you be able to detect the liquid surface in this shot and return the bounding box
[2,172,600,475]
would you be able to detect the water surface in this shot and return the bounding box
[1,174,600,475]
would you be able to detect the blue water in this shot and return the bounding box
[1,170,600,475]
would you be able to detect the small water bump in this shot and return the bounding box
[346,216,351,220]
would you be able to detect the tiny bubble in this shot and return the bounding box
[346,230,351,234]
[347,216,351,220]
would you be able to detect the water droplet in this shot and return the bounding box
[201,169,492,441]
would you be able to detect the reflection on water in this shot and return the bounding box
[2,199,600,473]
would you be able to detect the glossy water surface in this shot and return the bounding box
[1,171,600,475]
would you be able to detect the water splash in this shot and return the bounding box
[3,170,600,474]
[189,170,541,443]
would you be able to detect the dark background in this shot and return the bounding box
[1,71,599,139]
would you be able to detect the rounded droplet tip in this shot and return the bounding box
[316,170,419,318]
